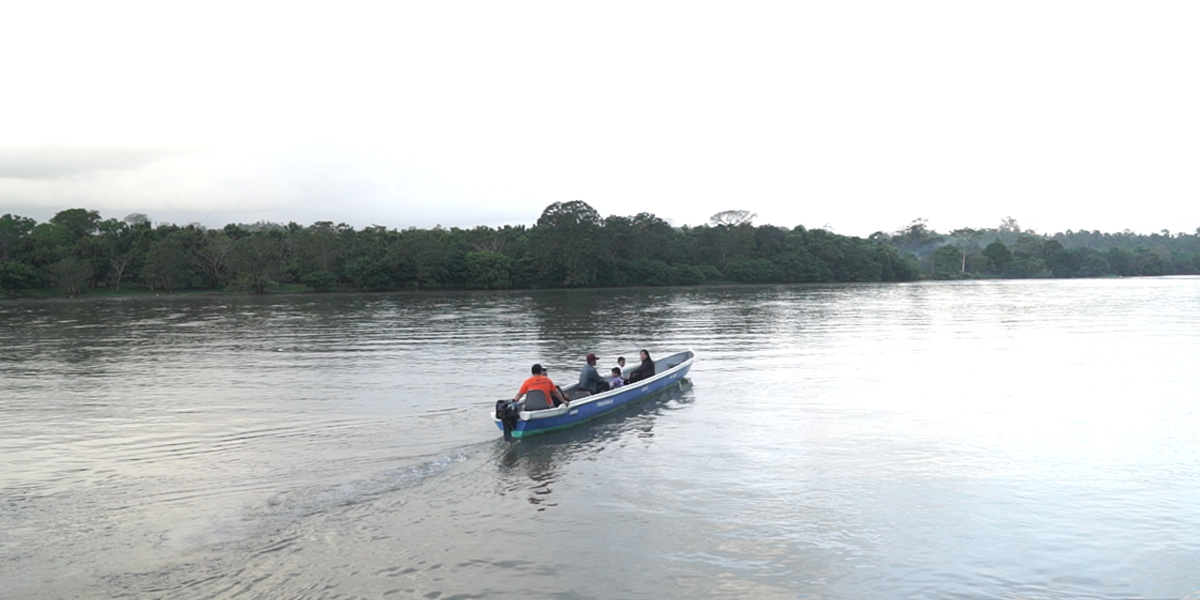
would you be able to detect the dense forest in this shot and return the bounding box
[1,202,1198,298]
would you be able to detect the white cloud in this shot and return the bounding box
[1,1,1198,235]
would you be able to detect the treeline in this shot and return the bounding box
[879,218,1200,279]
[1,204,1196,298]
[0,203,918,297]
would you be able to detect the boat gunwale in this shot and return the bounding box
[502,349,695,422]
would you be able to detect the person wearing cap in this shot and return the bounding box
[514,363,567,408]
[578,352,610,395]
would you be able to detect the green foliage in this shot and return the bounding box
[1106,247,1135,276]
[0,214,37,260]
[0,260,40,297]
[231,232,290,294]
[141,231,195,293]
[465,251,512,289]
[1008,256,1050,278]
[872,220,1200,280]
[835,242,887,282]
[931,245,964,278]
[386,228,464,288]
[531,201,607,287]
[1076,248,1111,277]
[1133,248,1164,276]
[195,232,236,288]
[47,256,93,297]
[691,222,756,269]
[695,264,723,282]
[2,205,1197,299]
[24,223,71,267]
[606,212,684,265]
[623,259,673,286]
[982,241,1012,274]
[754,225,787,258]
[300,270,337,291]
[50,208,101,242]
[509,257,537,289]
[343,257,393,290]
[773,249,832,283]
[671,264,708,285]
[877,245,920,282]
[724,258,782,283]
[889,218,944,258]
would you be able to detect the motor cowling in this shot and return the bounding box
[495,400,522,439]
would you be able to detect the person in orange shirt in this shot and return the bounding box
[513,363,567,408]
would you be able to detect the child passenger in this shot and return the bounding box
[609,367,625,388]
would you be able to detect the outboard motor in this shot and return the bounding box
[495,400,522,440]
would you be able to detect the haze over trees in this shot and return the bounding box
[1,205,1197,298]
[879,216,1200,279]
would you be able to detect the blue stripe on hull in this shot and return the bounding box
[495,365,691,438]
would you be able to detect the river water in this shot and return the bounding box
[2,278,1199,599]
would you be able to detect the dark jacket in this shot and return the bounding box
[628,357,655,383]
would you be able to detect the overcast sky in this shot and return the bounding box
[2,1,1197,237]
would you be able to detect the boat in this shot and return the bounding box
[493,349,695,439]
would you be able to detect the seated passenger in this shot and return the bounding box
[627,349,655,383]
[578,352,610,394]
[609,367,625,388]
[514,363,567,409]
[544,368,572,404]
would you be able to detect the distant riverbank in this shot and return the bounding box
[4,205,1196,301]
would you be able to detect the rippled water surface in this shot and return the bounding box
[3,278,1200,599]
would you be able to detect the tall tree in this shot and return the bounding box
[465,251,513,289]
[0,260,40,297]
[950,228,983,273]
[708,210,756,227]
[982,241,1012,274]
[123,213,150,226]
[50,208,101,243]
[230,232,286,294]
[292,221,344,276]
[141,231,194,292]
[47,256,93,297]
[0,214,36,260]
[193,231,236,288]
[530,201,606,286]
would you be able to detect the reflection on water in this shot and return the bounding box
[499,442,562,509]
[497,382,693,510]
[2,278,1200,599]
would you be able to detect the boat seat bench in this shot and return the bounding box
[523,389,553,411]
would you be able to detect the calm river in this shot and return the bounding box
[2,278,1199,599]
